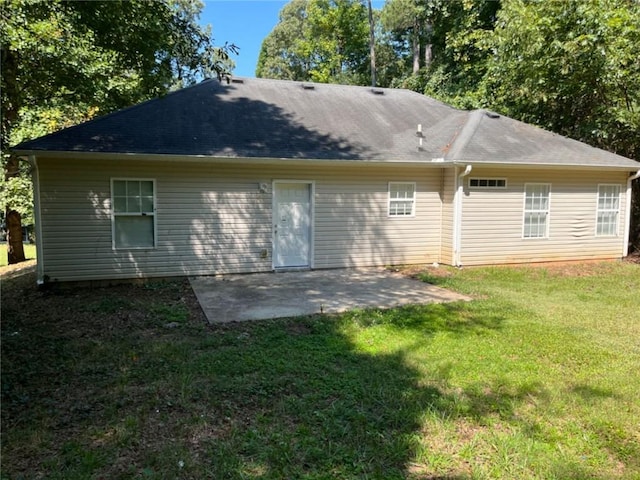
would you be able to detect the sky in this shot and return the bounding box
[200,1,288,78]
[199,0,386,79]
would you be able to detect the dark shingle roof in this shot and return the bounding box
[448,110,638,168]
[13,77,639,169]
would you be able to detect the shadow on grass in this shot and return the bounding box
[0,271,629,479]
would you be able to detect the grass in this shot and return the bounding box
[1,261,639,479]
[0,243,37,266]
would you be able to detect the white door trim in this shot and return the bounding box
[272,180,315,270]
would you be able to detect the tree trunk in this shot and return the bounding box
[412,29,420,74]
[6,209,25,264]
[424,21,433,69]
[4,157,26,264]
[367,0,376,87]
[424,43,432,69]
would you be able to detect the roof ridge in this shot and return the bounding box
[233,76,457,109]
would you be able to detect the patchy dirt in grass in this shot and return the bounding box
[397,257,639,281]
[1,269,212,477]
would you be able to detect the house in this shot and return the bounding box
[13,77,640,283]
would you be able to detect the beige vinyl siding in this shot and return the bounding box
[37,158,442,281]
[38,159,272,281]
[460,167,628,265]
[439,167,456,265]
[313,167,441,268]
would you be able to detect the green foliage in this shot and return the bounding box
[256,0,370,85]
[0,174,33,225]
[355,0,639,165]
[2,0,235,149]
[384,0,499,104]
[381,0,440,74]
[482,0,640,160]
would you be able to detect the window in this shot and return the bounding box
[469,178,507,189]
[111,179,156,248]
[596,184,620,236]
[389,182,416,216]
[523,183,550,238]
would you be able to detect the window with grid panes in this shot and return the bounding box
[596,185,620,236]
[469,178,507,188]
[112,179,155,248]
[388,182,415,216]
[523,183,550,238]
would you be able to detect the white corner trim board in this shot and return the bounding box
[453,164,473,267]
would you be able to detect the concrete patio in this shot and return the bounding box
[189,268,471,323]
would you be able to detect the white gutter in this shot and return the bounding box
[23,155,45,285]
[623,169,640,256]
[452,164,472,266]
[10,150,451,168]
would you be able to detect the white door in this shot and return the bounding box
[273,182,311,268]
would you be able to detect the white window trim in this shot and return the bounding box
[111,178,157,250]
[388,182,416,217]
[469,177,507,189]
[522,183,551,239]
[595,184,621,237]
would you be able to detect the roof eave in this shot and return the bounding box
[15,150,455,167]
[16,150,637,171]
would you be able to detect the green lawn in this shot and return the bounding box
[1,261,639,479]
[0,243,36,266]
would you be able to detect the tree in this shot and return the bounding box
[381,0,433,75]
[256,0,370,85]
[256,0,314,81]
[424,0,499,106]
[1,0,236,264]
[381,0,499,107]
[482,0,639,160]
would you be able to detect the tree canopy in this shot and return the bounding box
[1,0,234,149]
[483,0,640,160]
[256,0,370,84]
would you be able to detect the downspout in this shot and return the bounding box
[446,111,483,267]
[23,155,44,284]
[623,169,640,257]
[453,164,472,266]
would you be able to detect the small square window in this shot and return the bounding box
[389,182,416,217]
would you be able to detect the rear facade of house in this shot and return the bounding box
[33,158,634,282]
[16,78,640,283]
